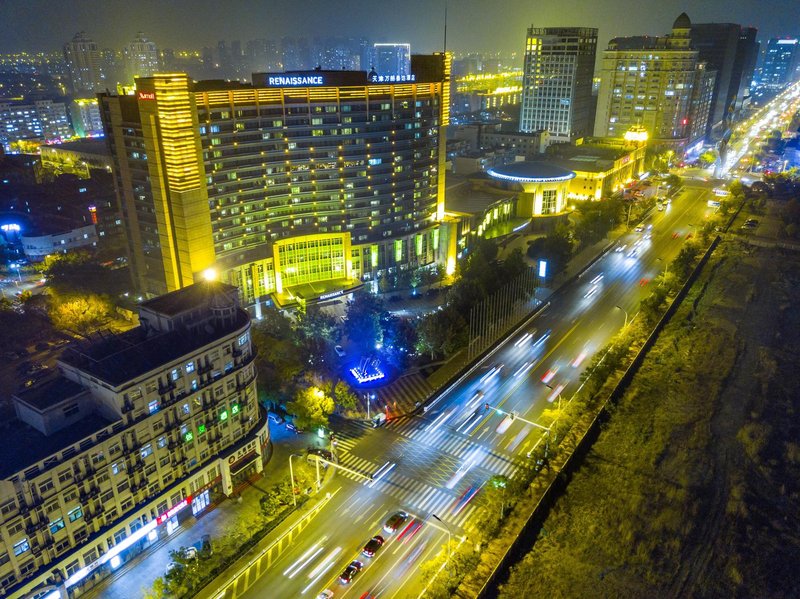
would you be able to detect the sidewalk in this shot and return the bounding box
[84,423,322,599]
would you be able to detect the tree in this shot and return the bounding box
[285,386,335,431]
[698,150,718,168]
[672,244,701,280]
[344,293,385,354]
[42,252,128,297]
[332,380,359,411]
[250,309,304,405]
[665,174,682,190]
[527,224,572,274]
[48,293,113,335]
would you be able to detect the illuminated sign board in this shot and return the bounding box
[267,75,324,86]
[538,260,548,278]
[138,91,155,101]
[369,74,416,83]
[156,496,192,525]
[319,289,344,301]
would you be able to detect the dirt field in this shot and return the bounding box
[498,233,800,597]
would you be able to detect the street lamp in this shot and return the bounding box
[431,513,451,561]
[615,305,629,327]
[288,453,303,507]
[544,383,563,410]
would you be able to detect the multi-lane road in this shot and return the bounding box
[240,184,717,599]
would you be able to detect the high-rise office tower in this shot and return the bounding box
[100,55,453,305]
[690,22,760,135]
[594,13,714,146]
[124,32,160,84]
[281,37,312,70]
[519,27,597,142]
[63,31,105,94]
[761,38,800,89]
[373,43,411,77]
[735,28,759,110]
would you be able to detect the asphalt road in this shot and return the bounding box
[239,185,716,599]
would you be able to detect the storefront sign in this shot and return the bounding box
[138,91,155,101]
[227,439,257,465]
[319,289,344,301]
[156,496,192,525]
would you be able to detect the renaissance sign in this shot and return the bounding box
[267,75,324,86]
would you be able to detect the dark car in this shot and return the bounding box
[34,342,50,352]
[383,512,408,534]
[307,448,333,461]
[339,560,363,584]
[362,535,385,557]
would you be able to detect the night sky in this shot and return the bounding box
[0,0,798,55]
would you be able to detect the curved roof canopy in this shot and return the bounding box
[487,161,576,183]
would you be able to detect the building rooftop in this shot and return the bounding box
[140,281,238,317]
[60,307,248,387]
[445,174,515,214]
[487,161,575,183]
[14,376,87,412]
[43,138,108,156]
[0,410,114,479]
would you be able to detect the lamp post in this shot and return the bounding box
[431,513,451,561]
[615,305,629,328]
[288,454,302,507]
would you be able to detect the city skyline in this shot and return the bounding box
[1,0,798,56]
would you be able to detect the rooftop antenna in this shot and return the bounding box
[443,0,448,53]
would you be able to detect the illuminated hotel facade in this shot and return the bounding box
[100,54,453,307]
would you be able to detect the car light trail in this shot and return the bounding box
[514,361,533,378]
[590,273,604,285]
[301,546,342,594]
[572,351,587,368]
[457,412,482,435]
[532,330,551,348]
[541,366,558,384]
[547,384,565,403]
[495,414,514,434]
[514,332,532,347]
[464,390,485,412]
[283,538,327,578]
[451,485,481,516]
[446,448,482,489]
[368,461,395,487]
[425,408,452,433]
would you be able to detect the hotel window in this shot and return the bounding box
[186,361,195,373]
[148,399,159,414]
[49,517,65,534]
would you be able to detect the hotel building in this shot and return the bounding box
[594,13,715,148]
[100,53,453,307]
[0,282,266,598]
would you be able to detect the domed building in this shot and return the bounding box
[486,161,575,223]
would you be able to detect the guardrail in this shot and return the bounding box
[471,235,723,598]
[197,488,340,599]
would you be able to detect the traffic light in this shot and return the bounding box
[509,413,515,421]
[485,403,490,411]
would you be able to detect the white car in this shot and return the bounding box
[318,591,334,599]
[334,345,345,357]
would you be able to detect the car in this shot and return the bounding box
[182,546,198,560]
[268,412,285,425]
[388,295,402,302]
[34,342,50,352]
[200,534,213,555]
[627,248,639,258]
[334,345,345,357]
[362,535,385,557]
[285,422,303,434]
[339,560,363,584]
[634,225,644,232]
[614,244,627,253]
[165,561,181,576]
[318,591,335,599]
[307,448,333,465]
[384,511,408,534]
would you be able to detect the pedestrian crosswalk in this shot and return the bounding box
[367,373,433,417]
